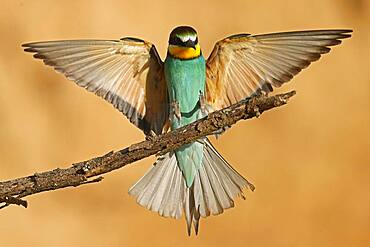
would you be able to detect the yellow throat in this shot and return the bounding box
[168,44,201,59]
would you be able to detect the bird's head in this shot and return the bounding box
[168,26,201,59]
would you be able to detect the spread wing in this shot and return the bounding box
[206,29,352,110]
[23,38,168,135]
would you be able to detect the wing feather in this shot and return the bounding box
[206,29,352,109]
[23,38,168,134]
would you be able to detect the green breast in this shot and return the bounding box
[164,55,206,129]
[164,54,206,187]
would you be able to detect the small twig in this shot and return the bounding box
[0,91,296,209]
[0,196,28,209]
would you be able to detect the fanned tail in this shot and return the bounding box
[128,138,254,235]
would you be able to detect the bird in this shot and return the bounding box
[22,26,352,235]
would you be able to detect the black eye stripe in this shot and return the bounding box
[169,36,181,45]
[175,37,182,44]
[169,36,198,47]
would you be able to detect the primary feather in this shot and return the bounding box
[23,38,168,135]
[205,29,352,110]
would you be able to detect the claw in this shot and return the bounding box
[145,130,157,141]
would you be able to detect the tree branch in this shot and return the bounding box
[0,91,296,209]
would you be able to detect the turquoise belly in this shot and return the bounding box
[164,55,206,187]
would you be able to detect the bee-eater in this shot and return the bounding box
[23,26,351,235]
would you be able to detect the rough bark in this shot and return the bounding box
[0,91,296,209]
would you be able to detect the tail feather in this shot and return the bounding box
[129,154,184,219]
[128,138,254,235]
[192,139,253,218]
[159,155,184,218]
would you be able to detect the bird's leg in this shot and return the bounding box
[198,91,225,137]
[199,91,213,117]
[170,100,181,120]
[199,91,207,115]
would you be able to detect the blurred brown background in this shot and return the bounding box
[0,0,369,246]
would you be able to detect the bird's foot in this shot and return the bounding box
[145,130,158,141]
